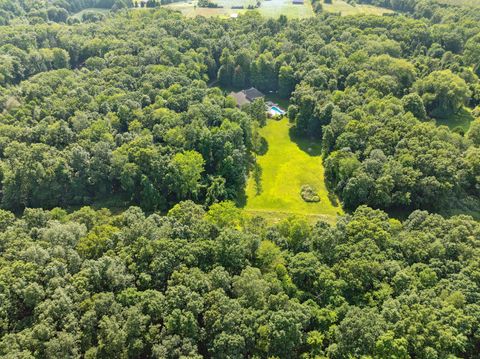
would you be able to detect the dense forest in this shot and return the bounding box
[0,3,479,214]
[1,202,480,358]
[0,0,480,357]
[0,0,135,25]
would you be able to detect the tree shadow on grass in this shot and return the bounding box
[288,127,323,157]
[434,107,474,132]
[257,137,269,156]
[236,186,247,208]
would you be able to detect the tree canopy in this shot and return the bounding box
[0,0,479,357]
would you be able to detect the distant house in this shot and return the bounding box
[229,87,265,107]
[292,0,304,4]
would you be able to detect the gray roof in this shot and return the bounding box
[292,0,304,3]
[229,91,250,107]
[244,87,264,101]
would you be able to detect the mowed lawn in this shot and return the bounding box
[245,118,342,224]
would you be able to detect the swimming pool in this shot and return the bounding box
[270,106,285,116]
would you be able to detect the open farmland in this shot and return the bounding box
[163,1,247,17]
[259,0,314,18]
[163,2,238,17]
[435,0,480,7]
[323,0,393,15]
[165,0,391,18]
[164,0,314,18]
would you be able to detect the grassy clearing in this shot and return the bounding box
[322,0,393,16]
[259,0,314,18]
[164,0,313,18]
[71,8,110,20]
[244,118,342,224]
[164,0,392,18]
[163,1,247,17]
[216,0,258,8]
[435,107,474,132]
[435,0,480,7]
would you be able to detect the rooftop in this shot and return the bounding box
[230,87,265,107]
[244,87,265,101]
[229,91,250,107]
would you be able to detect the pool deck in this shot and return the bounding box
[266,101,286,117]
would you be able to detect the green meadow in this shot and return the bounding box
[435,0,480,7]
[164,0,314,18]
[71,8,110,20]
[162,0,395,18]
[244,118,342,224]
[435,107,474,132]
[322,0,393,16]
[258,0,314,18]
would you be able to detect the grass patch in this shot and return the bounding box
[259,0,314,18]
[163,1,247,17]
[71,8,110,20]
[216,0,258,8]
[163,0,314,18]
[322,0,393,16]
[244,118,342,224]
[435,107,474,133]
[435,0,480,7]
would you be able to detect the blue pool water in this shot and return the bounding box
[270,106,285,115]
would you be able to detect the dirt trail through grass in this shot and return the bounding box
[244,118,342,224]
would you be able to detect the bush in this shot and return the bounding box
[300,185,320,202]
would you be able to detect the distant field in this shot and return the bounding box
[163,1,246,17]
[216,0,258,8]
[323,0,393,16]
[164,0,314,18]
[164,0,393,17]
[244,118,342,224]
[259,0,314,18]
[71,8,110,20]
[435,0,480,7]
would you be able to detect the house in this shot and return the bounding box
[229,87,265,107]
[292,0,304,4]
[244,87,264,101]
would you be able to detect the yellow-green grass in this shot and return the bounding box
[163,0,314,18]
[216,0,258,8]
[71,8,110,20]
[435,107,474,132]
[244,118,342,224]
[163,1,247,17]
[258,0,314,18]
[435,0,480,7]
[323,0,393,16]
